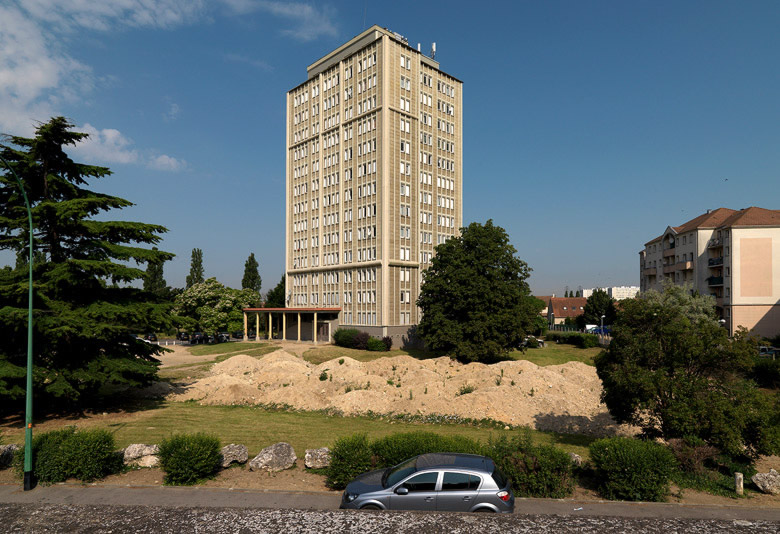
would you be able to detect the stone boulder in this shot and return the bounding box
[0,444,20,469]
[221,444,249,468]
[123,443,160,468]
[304,447,331,469]
[568,452,583,467]
[249,442,296,472]
[752,469,780,495]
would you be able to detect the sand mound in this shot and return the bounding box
[167,350,631,435]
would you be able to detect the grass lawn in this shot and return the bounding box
[509,343,603,367]
[302,345,432,365]
[0,402,594,459]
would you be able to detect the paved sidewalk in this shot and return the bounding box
[1,484,778,522]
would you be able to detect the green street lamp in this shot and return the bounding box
[0,155,35,491]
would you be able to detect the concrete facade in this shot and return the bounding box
[285,26,463,333]
[639,207,780,338]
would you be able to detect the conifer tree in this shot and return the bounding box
[241,252,261,293]
[144,246,168,298]
[0,117,173,408]
[186,248,204,288]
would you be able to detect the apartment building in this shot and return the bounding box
[639,207,780,338]
[580,286,639,300]
[285,26,463,339]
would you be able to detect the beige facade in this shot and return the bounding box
[639,207,780,338]
[285,26,463,334]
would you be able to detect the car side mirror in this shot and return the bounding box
[395,486,409,495]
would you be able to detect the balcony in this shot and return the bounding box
[708,238,723,249]
[663,264,676,274]
[707,276,724,286]
[708,257,723,267]
[643,267,657,275]
[663,248,676,258]
[678,261,693,270]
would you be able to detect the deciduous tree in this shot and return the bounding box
[173,278,261,332]
[595,283,779,459]
[417,220,539,362]
[265,274,286,308]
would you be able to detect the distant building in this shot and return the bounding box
[639,207,780,338]
[579,286,639,300]
[548,297,586,325]
[533,295,554,319]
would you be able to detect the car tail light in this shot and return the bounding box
[497,491,510,502]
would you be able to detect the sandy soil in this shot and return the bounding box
[162,349,632,436]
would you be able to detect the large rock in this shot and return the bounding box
[123,443,160,468]
[304,447,331,469]
[0,444,20,468]
[568,452,583,467]
[249,442,296,472]
[221,444,249,468]
[752,469,780,495]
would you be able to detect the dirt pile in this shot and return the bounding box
[169,350,630,435]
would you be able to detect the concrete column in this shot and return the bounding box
[243,311,248,341]
[255,312,260,340]
[735,472,744,495]
[297,312,301,342]
[268,313,272,340]
[282,313,287,341]
[313,312,318,345]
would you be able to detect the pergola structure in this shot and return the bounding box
[242,307,341,344]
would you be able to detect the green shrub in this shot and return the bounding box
[382,336,393,350]
[545,331,599,348]
[15,427,121,483]
[354,332,370,350]
[578,333,599,348]
[333,328,360,348]
[158,433,221,485]
[326,433,373,489]
[457,384,476,396]
[589,437,676,502]
[667,437,718,475]
[370,432,482,467]
[487,431,573,498]
[367,337,386,351]
[525,336,539,349]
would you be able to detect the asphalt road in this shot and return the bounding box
[0,485,778,533]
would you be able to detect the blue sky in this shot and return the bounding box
[1,0,779,296]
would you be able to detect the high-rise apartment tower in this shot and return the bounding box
[285,25,463,339]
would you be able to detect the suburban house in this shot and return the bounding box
[548,297,587,325]
[639,206,780,338]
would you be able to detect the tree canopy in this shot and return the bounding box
[0,117,173,409]
[143,246,169,298]
[173,278,261,333]
[595,283,779,459]
[416,220,539,362]
[186,248,204,288]
[265,274,286,308]
[241,252,261,293]
[577,288,617,328]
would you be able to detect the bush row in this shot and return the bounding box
[545,331,600,348]
[326,430,574,498]
[333,328,392,351]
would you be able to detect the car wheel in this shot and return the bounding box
[474,508,495,513]
[360,504,381,511]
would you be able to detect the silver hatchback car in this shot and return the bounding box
[339,453,514,513]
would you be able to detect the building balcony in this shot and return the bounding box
[708,238,723,249]
[707,276,724,286]
[678,261,693,270]
[708,257,724,267]
[663,264,676,274]
[663,248,676,258]
[643,267,657,276]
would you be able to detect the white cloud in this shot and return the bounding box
[148,154,186,172]
[221,0,338,41]
[164,102,181,122]
[72,124,140,165]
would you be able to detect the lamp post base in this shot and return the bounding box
[23,471,35,491]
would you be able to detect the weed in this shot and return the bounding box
[387,379,394,386]
[457,384,476,396]
[319,370,328,381]
[338,359,345,365]
[409,390,413,400]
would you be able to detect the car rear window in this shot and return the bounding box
[491,466,508,489]
[441,472,480,491]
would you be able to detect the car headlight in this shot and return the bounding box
[344,492,359,502]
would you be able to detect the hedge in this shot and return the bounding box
[14,427,121,483]
[545,331,599,348]
[589,437,676,501]
[332,328,390,352]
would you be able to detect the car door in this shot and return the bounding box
[389,471,439,511]
[437,472,482,512]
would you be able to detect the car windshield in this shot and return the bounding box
[382,457,418,488]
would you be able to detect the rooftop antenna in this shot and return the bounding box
[430,42,436,60]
